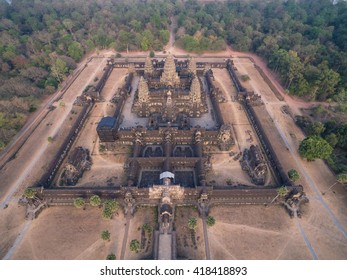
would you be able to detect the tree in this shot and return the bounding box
[159,29,170,44]
[129,239,140,253]
[149,51,155,58]
[270,186,288,204]
[59,101,65,109]
[206,216,215,227]
[307,122,325,136]
[325,133,338,147]
[142,223,152,233]
[278,186,289,197]
[106,253,116,260]
[299,136,333,161]
[140,30,154,51]
[68,42,83,61]
[335,125,347,149]
[47,136,53,143]
[102,199,119,219]
[102,207,113,219]
[316,61,340,100]
[188,217,197,230]
[63,19,76,41]
[101,230,111,241]
[288,169,300,182]
[241,75,250,81]
[337,173,347,184]
[89,195,101,207]
[24,188,37,199]
[50,57,68,83]
[74,197,85,209]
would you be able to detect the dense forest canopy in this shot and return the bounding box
[0,0,347,157]
[176,0,347,105]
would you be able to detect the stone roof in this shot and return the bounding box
[97,116,117,130]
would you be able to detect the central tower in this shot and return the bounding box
[160,53,180,86]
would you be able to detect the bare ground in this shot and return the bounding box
[208,205,312,260]
[10,206,125,260]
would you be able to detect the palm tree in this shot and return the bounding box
[102,199,119,219]
[129,239,140,253]
[206,216,215,227]
[101,230,111,241]
[23,188,37,199]
[188,217,197,230]
[288,169,300,182]
[90,195,101,207]
[270,186,288,204]
[142,223,152,234]
[106,253,116,260]
[74,197,85,209]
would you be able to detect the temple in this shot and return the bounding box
[22,54,308,258]
[132,54,208,121]
[96,54,235,188]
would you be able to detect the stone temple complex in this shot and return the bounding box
[97,54,234,188]
[24,53,308,260]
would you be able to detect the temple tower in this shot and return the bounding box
[160,54,180,86]
[188,57,197,74]
[144,56,154,76]
[138,77,149,103]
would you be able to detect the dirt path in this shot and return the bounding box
[165,16,177,53]
[3,220,31,260]
[120,208,132,260]
[295,215,318,260]
[201,215,211,260]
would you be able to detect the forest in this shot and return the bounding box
[0,0,173,149]
[0,0,346,174]
[176,0,347,104]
